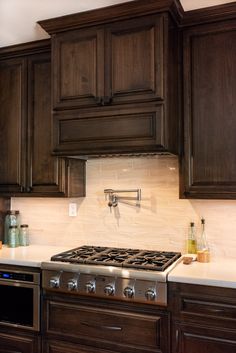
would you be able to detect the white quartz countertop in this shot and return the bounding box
[168,256,236,289]
[0,245,236,290]
[0,245,68,267]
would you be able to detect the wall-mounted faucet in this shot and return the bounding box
[104,188,141,211]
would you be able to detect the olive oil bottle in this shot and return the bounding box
[197,218,210,262]
[187,222,197,254]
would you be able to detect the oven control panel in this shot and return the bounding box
[42,270,167,305]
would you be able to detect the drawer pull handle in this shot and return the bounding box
[81,321,122,331]
[207,308,223,313]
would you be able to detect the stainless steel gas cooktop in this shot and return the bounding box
[42,245,181,306]
[50,245,181,272]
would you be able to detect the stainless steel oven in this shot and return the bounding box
[0,267,40,331]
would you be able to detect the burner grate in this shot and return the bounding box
[51,246,181,271]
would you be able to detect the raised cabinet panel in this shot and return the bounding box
[28,53,63,194]
[44,340,118,353]
[44,299,168,353]
[0,331,40,353]
[182,22,236,198]
[53,105,164,155]
[53,28,104,109]
[106,15,164,104]
[0,58,26,193]
[174,324,236,353]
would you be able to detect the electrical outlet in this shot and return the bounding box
[69,203,77,217]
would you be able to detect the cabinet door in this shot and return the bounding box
[0,58,27,193]
[182,21,236,199]
[174,323,236,353]
[53,27,104,109]
[105,15,164,105]
[27,53,68,196]
[0,331,40,353]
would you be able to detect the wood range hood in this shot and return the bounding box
[38,0,184,159]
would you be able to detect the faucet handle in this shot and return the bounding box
[108,200,113,212]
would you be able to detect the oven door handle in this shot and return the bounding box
[81,321,122,331]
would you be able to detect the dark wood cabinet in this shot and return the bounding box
[0,330,40,353]
[0,40,86,197]
[169,282,236,353]
[174,323,236,353]
[105,16,164,105]
[42,293,170,353]
[0,57,27,194]
[53,26,104,109]
[181,19,236,199]
[39,1,182,156]
[52,15,164,110]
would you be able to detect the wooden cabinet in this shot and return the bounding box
[0,40,85,197]
[39,1,182,156]
[42,293,170,353]
[0,330,40,353]
[168,282,236,353]
[0,57,26,194]
[53,26,104,109]
[52,15,164,109]
[174,323,236,353]
[181,19,236,199]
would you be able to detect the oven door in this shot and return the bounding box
[0,280,40,331]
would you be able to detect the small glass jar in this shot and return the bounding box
[8,225,19,248]
[19,224,29,246]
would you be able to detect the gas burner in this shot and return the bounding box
[51,245,107,263]
[123,250,180,271]
[86,248,141,266]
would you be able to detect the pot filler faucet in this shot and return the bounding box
[104,188,141,211]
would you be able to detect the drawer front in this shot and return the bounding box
[181,297,236,320]
[174,323,236,353]
[169,283,236,328]
[46,300,166,352]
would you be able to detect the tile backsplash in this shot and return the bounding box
[11,156,236,259]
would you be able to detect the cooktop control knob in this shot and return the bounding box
[145,289,156,301]
[49,276,60,289]
[67,279,77,291]
[123,286,134,298]
[85,281,95,294]
[104,284,114,296]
